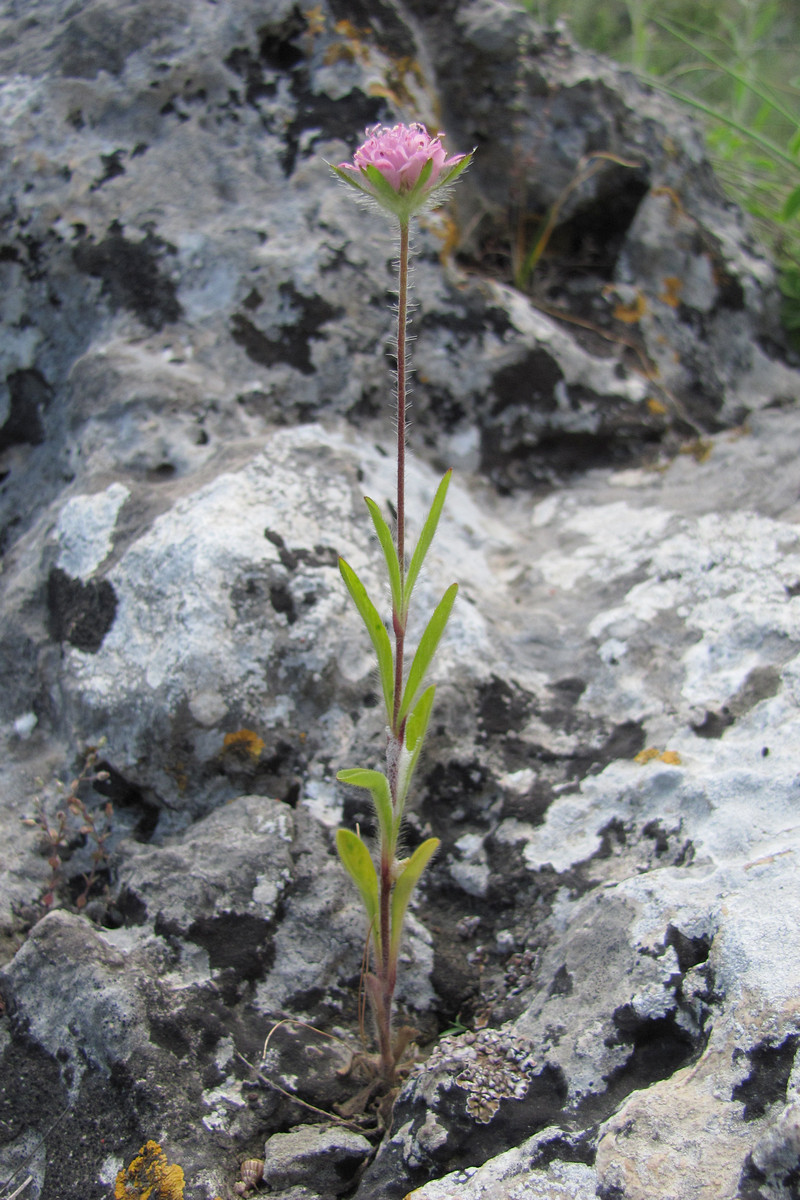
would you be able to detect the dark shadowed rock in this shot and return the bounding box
[1,1,800,1198]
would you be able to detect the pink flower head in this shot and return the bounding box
[331,122,472,223]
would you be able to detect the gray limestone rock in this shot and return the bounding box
[1,1,800,1199]
[260,1123,372,1195]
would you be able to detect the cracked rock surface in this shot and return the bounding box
[1,1,800,1198]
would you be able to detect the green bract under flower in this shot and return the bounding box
[330,122,473,223]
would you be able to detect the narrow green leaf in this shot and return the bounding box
[363,163,404,204]
[336,767,394,849]
[779,270,800,300]
[405,155,435,204]
[393,686,437,833]
[649,78,800,180]
[650,16,800,133]
[405,685,436,756]
[328,163,373,196]
[339,557,394,720]
[403,471,452,613]
[389,837,439,961]
[437,152,474,188]
[782,187,800,223]
[336,828,379,928]
[781,303,800,331]
[364,496,402,615]
[399,583,457,722]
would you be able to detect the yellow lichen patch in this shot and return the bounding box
[634,747,661,765]
[222,729,266,759]
[647,397,668,416]
[680,438,713,463]
[613,290,648,324]
[115,1141,185,1200]
[635,747,682,766]
[659,275,683,307]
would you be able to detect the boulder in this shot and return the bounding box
[1,1,800,1199]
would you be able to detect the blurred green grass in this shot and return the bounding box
[522,0,800,334]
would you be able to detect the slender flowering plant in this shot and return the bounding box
[330,124,473,1084]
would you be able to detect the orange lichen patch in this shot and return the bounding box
[613,290,648,324]
[420,211,462,264]
[303,4,326,38]
[324,19,371,64]
[659,276,683,307]
[222,729,266,759]
[647,397,668,416]
[635,747,682,766]
[368,55,427,111]
[115,1141,185,1200]
[166,762,188,793]
[651,184,688,220]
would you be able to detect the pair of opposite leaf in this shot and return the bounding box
[335,470,456,958]
[337,470,457,732]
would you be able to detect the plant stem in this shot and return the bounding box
[396,220,409,572]
[392,220,409,735]
[375,218,411,1083]
[376,847,394,1080]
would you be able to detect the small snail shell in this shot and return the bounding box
[236,1159,265,1193]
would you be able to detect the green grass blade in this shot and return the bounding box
[336,828,379,929]
[652,16,799,132]
[399,583,457,723]
[364,497,402,615]
[783,188,800,222]
[336,767,394,848]
[339,557,394,721]
[649,78,800,181]
[403,471,452,613]
[389,838,439,962]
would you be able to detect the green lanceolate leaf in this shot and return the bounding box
[339,557,394,721]
[399,583,458,723]
[364,496,402,615]
[336,828,379,929]
[389,837,440,962]
[336,767,394,850]
[406,684,436,754]
[438,152,474,188]
[328,163,372,196]
[403,471,452,614]
[394,686,437,825]
[783,187,800,223]
[363,163,407,206]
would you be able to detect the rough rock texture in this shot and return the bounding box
[1,1,800,1199]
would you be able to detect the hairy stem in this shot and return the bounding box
[375,847,395,1080]
[392,220,409,735]
[375,219,411,1083]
